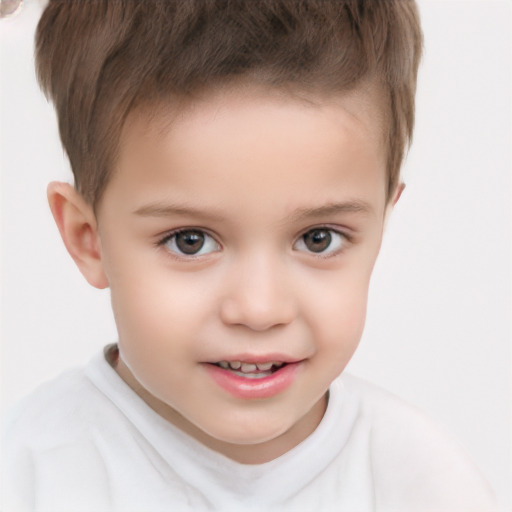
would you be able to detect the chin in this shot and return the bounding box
[205,418,290,446]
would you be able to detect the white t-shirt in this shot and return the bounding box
[3,347,497,512]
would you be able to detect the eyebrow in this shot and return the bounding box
[287,201,374,222]
[133,202,226,221]
[133,200,373,221]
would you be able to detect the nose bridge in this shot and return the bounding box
[220,248,296,331]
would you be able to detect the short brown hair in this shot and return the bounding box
[36,0,422,207]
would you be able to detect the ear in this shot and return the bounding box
[392,182,406,206]
[47,182,109,289]
[383,182,406,230]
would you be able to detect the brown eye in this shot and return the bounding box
[162,229,220,256]
[175,230,205,254]
[294,228,345,255]
[302,229,332,252]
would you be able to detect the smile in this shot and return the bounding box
[205,360,301,399]
[215,360,285,379]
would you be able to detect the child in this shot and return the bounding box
[3,1,499,511]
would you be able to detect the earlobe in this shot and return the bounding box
[47,182,109,289]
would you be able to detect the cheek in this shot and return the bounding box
[107,266,225,382]
[324,290,368,343]
[107,250,212,323]
[107,275,203,397]
[303,270,371,351]
[112,283,194,339]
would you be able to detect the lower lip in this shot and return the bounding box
[204,362,301,399]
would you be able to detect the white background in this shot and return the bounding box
[1,0,511,509]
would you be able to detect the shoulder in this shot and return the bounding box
[4,365,107,449]
[339,373,498,512]
[3,361,119,511]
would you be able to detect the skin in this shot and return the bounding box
[48,85,398,465]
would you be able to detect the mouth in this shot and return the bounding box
[204,358,301,399]
[212,360,286,379]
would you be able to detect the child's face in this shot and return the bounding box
[95,86,389,462]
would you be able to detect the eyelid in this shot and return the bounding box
[296,224,354,241]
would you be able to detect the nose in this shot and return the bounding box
[219,253,297,331]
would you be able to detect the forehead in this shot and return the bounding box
[99,84,388,220]
[123,81,387,152]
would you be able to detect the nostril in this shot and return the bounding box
[219,297,295,331]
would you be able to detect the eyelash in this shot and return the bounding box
[156,226,352,259]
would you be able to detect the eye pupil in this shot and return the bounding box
[175,230,205,254]
[303,229,331,252]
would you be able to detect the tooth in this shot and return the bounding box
[240,363,257,373]
[256,362,273,371]
[272,361,284,368]
[232,371,269,379]
[229,361,241,370]
[218,361,229,369]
